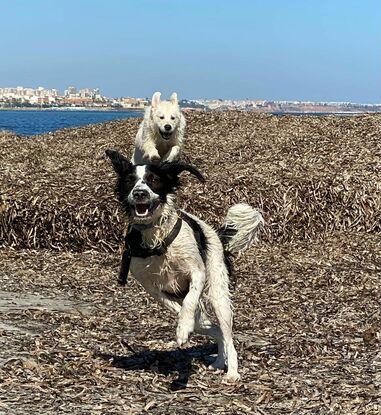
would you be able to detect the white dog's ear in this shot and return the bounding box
[151,92,161,108]
[170,92,178,105]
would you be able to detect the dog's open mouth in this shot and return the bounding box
[134,201,160,218]
[160,130,172,140]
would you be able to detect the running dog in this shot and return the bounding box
[132,92,186,165]
[106,149,263,382]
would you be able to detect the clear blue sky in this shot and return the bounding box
[1,0,380,102]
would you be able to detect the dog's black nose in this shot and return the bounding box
[132,189,149,201]
[164,124,172,131]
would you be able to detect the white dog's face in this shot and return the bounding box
[151,92,181,140]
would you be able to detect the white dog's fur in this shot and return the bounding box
[132,92,186,165]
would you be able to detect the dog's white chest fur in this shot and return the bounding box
[130,243,192,296]
[155,135,177,158]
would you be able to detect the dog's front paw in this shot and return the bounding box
[176,322,193,347]
[150,154,161,164]
[144,152,160,163]
[223,371,241,384]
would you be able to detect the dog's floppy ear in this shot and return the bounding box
[170,92,178,105]
[160,161,205,183]
[151,91,161,108]
[105,149,133,176]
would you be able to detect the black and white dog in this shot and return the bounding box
[106,149,263,382]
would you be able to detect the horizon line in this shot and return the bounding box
[0,85,380,106]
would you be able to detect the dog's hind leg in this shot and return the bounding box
[194,310,226,370]
[208,266,240,382]
[211,294,240,381]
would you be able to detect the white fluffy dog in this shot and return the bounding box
[106,150,264,382]
[132,92,186,165]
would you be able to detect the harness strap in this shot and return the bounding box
[118,216,182,286]
[118,246,132,286]
[179,211,207,263]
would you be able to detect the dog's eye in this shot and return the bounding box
[125,175,136,186]
[170,116,175,120]
[145,174,159,186]
[159,116,164,120]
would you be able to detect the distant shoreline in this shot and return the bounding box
[0,107,145,112]
[1,107,379,115]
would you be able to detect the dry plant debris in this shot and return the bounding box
[1,112,380,250]
[0,111,380,414]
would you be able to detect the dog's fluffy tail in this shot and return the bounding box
[219,203,264,255]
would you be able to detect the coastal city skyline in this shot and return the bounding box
[1,84,380,114]
[0,85,148,109]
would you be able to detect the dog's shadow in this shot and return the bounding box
[96,342,218,390]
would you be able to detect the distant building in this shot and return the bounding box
[0,86,60,105]
[116,97,149,109]
[65,86,77,97]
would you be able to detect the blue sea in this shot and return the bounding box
[0,109,144,136]
[0,109,361,136]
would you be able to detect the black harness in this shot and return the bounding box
[118,212,206,286]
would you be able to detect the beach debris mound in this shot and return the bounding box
[1,112,380,250]
[0,112,380,413]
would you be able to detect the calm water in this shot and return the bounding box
[1,109,362,136]
[0,109,144,136]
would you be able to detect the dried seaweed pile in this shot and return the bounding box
[0,112,380,413]
[0,233,380,413]
[1,112,380,250]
